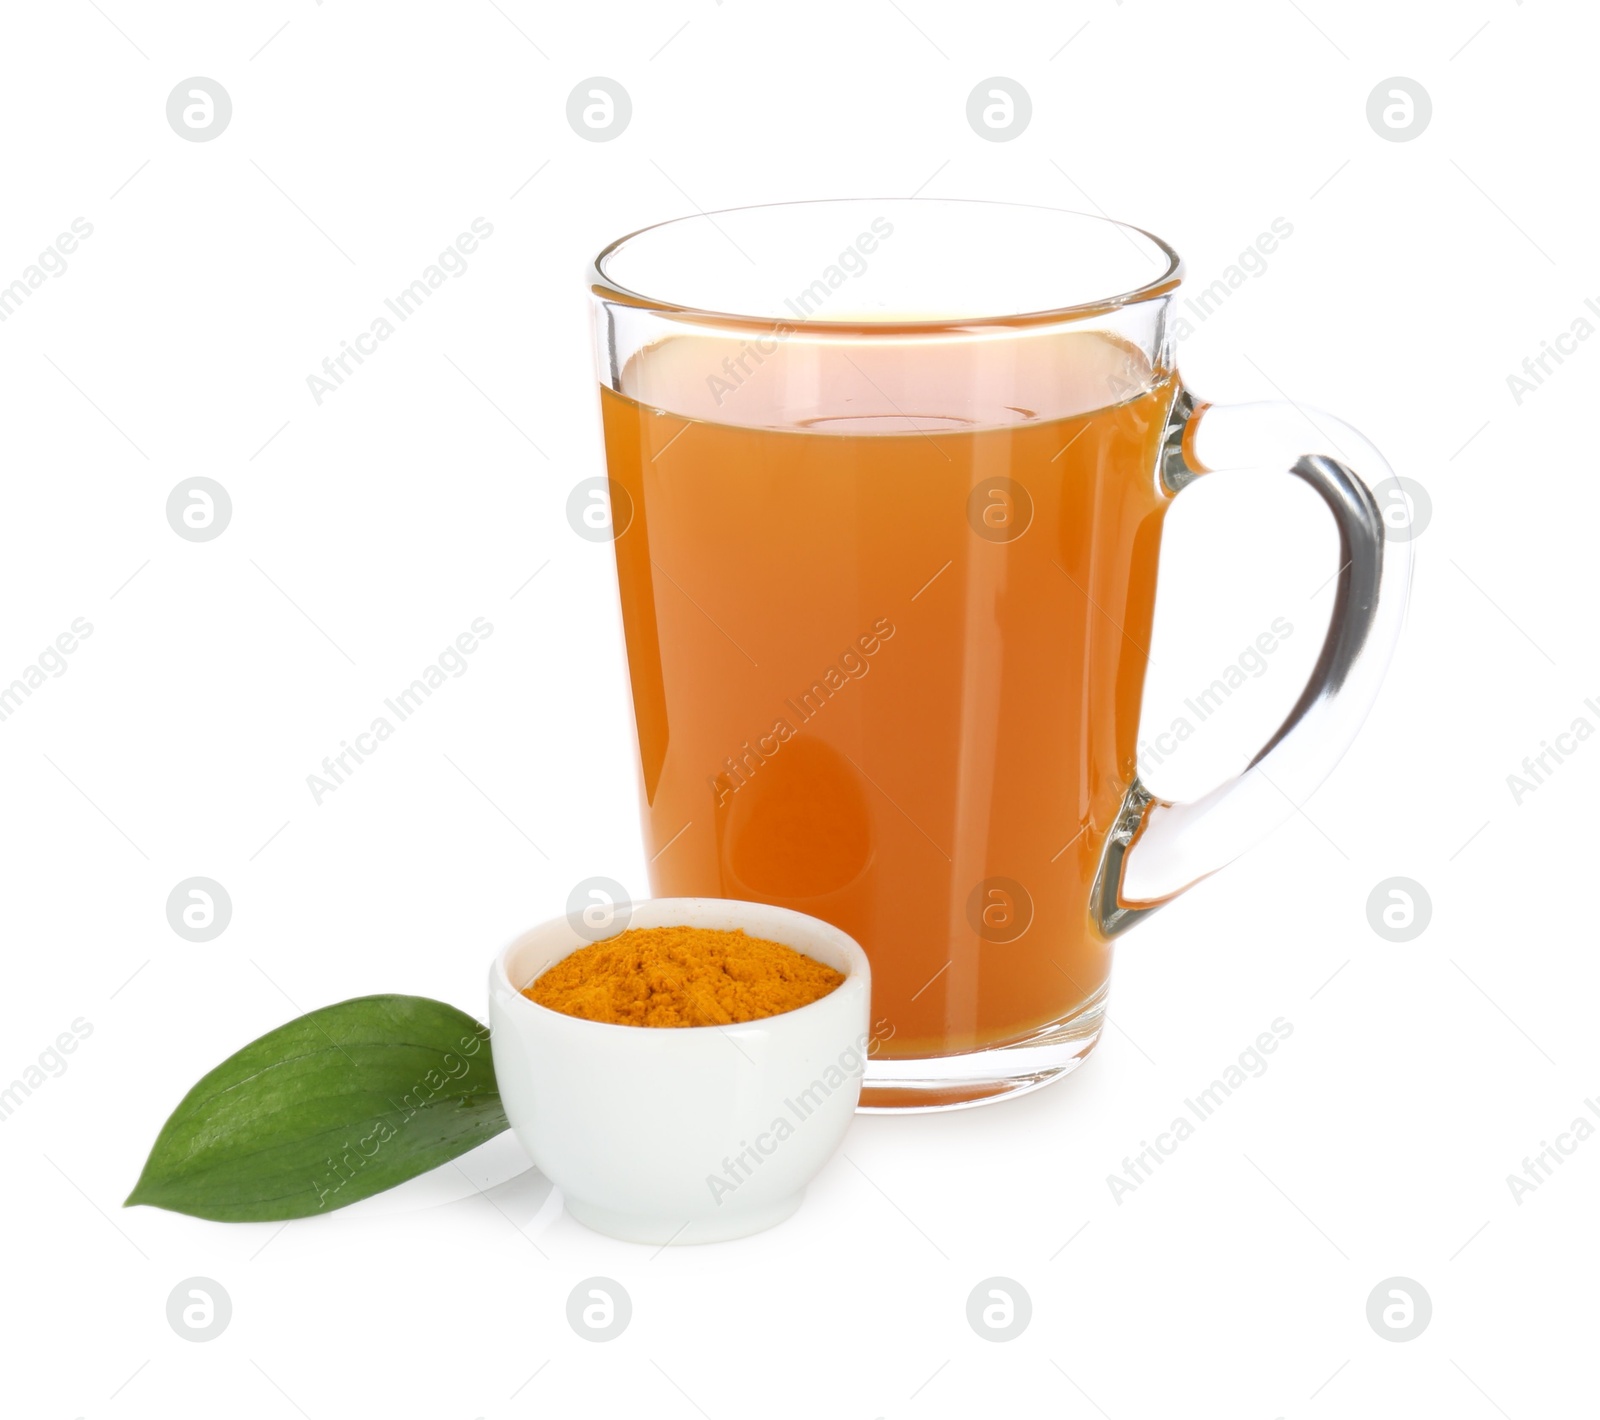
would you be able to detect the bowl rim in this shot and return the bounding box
[489,897,872,1037]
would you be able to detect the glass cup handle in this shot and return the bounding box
[1094,390,1414,936]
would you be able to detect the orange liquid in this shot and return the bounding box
[601,329,1176,1061]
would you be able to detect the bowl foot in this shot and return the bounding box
[565,1191,805,1244]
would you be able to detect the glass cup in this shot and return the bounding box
[587,199,1409,1110]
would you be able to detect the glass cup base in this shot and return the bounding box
[858,982,1108,1112]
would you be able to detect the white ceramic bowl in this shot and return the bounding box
[488,898,871,1244]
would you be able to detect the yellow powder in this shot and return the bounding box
[525,925,844,1027]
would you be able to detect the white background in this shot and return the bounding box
[2,1,1594,1416]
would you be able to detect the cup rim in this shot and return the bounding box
[587,196,1184,336]
[490,897,872,1037]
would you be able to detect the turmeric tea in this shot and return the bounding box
[525,925,844,1027]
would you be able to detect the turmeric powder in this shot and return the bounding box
[525,925,844,1027]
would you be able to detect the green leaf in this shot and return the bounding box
[125,994,509,1222]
